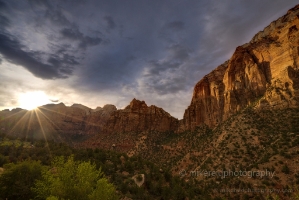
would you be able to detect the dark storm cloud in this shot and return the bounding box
[143,69,188,95]
[77,51,138,92]
[165,21,185,31]
[145,44,190,76]
[29,0,73,27]
[60,28,102,49]
[158,21,186,44]
[1,0,299,118]
[0,15,9,27]
[168,44,190,61]
[45,9,72,27]
[0,0,6,10]
[0,0,9,28]
[104,16,116,31]
[0,33,75,79]
[140,43,192,95]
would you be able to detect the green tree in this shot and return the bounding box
[0,160,43,200]
[33,155,118,200]
[89,178,119,200]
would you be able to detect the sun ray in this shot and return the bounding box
[34,109,52,157]
[25,110,34,142]
[35,108,66,143]
[0,109,28,122]
[39,106,102,127]
[6,110,30,136]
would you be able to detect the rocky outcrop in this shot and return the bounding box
[103,98,178,134]
[180,4,299,131]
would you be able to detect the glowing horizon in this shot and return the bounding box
[18,91,52,111]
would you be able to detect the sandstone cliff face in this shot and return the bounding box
[103,98,178,134]
[179,62,228,131]
[180,5,299,131]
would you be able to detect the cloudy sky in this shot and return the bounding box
[0,0,298,118]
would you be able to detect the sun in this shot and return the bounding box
[18,91,51,110]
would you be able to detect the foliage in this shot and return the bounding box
[0,160,43,200]
[33,155,118,200]
[0,154,8,167]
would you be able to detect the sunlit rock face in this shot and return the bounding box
[179,5,299,131]
[102,98,179,134]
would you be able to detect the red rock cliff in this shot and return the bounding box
[103,98,178,134]
[180,4,299,131]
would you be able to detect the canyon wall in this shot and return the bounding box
[179,5,299,131]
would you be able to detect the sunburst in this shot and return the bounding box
[18,91,51,110]
[1,94,102,152]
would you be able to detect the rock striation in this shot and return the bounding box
[179,4,299,131]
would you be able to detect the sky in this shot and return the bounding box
[0,0,298,119]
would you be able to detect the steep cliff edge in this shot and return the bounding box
[180,4,299,131]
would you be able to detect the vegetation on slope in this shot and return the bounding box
[0,134,205,200]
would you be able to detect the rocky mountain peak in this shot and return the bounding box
[126,98,148,112]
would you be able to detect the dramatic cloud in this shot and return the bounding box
[0,33,74,79]
[166,21,185,31]
[104,16,116,32]
[60,28,102,49]
[0,15,9,27]
[0,0,298,118]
